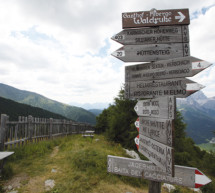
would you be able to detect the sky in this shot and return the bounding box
[0,0,215,108]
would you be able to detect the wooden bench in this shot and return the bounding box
[82,130,95,138]
[0,152,14,174]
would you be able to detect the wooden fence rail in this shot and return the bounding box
[0,114,94,150]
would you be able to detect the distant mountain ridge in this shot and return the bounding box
[0,96,67,121]
[177,91,215,144]
[0,83,96,125]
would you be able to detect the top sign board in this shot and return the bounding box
[122,9,190,28]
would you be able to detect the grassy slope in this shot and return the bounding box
[198,143,215,152]
[2,135,210,193]
[3,135,148,193]
[0,83,96,124]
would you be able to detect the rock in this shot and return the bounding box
[95,139,100,142]
[162,183,175,192]
[8,185,13,191]
[45,179,55,191]
[8,191,18,193]
[51,169,57,173]
[124,149,140,160]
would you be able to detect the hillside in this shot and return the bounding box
[0,96,67,121]
[0,83,96,124]
[3,135,206,193]
[177,91,215,144]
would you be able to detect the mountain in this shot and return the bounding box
[69,102,109,110]
[177,91,215,144]
[0,96,67,121]
[0,83,96,125]
[88,109,103,116]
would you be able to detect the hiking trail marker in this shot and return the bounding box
[109,7,212,192]
[107,155,212,188]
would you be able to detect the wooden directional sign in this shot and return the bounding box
[138,134,174,175]
[112,25,189,45]
[125,78,204,100]
[135,117,174,147]
[107,155,212,188]
[134,96,176,119]
[125,56,212,81]
[122,9,190,29]
[112,43,190,62]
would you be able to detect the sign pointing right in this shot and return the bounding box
[125,78,205,99]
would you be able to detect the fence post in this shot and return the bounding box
[49,118,53,139]
[28,115,33,142]
[0,114,7,151]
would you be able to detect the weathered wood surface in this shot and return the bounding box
[134,96,176,119]
[0,114,94,150]
[125,56,212,81]
[107,155,211,188]
[135,117,174,147]
[112,25,189,45]
[149,181,161,193]
[138,134,174,175]
[112,43,190,62]
[0,152,14,160]
[122,9,190,28]
[125,78,204,99]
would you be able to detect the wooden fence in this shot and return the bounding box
[0,114,94,150]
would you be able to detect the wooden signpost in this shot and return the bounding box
[107,155,212,188]
[110,7,212,192]
[125,78,204,99]
[112,25,189,45]
[135,117,174,146]
[122,9,190,28]
[134,96,176,119]
[112,43,190,62]
[125,56,212,81]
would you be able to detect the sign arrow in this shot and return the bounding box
[122,9,190,28]
[137,134,174,175]
[134,96,176,119]
[112,43,190,62]
[125,56,212,82]
[107,155,212,188]
[175,12,186,22]
[112,25,189,45]
[135,116,174,146]
[125,78,205,99]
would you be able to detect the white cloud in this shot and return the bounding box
[0,0,214,106]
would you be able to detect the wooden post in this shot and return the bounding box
[28,115,33,142]
[49,118,53,139]
[148,181,161,193]
[0,114,7,151]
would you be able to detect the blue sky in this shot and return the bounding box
[0,0,214,107]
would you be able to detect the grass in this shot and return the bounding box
[1,135,207,193]
[1,135,148,193]
[197,143,215,152]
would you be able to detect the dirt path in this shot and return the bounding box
[3,146,59,193]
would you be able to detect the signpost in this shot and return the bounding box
[135,117,174,146]
[125,56,212,81]
[107,155,212,188]
[112,43,190,62]
[125,78,204,99]
[134,96,176,119]
[122,9,190,28]
[112,25,189,45]
[110,7,212,192]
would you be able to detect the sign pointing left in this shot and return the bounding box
[107,155,212,188]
